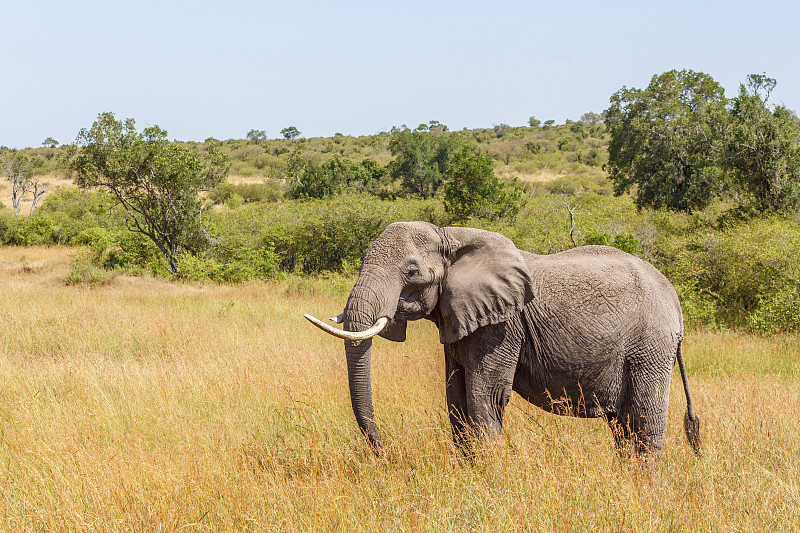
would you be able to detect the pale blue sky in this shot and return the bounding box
[2,0,798,148]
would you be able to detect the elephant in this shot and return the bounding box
[305,221,701,458]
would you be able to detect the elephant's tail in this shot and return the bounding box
[677,340,702,456]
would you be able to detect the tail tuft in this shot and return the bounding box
[683,412,702,456]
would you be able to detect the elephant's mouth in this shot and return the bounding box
[396,298,429,321]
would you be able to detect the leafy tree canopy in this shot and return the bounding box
[606,69,800,214]
[246,129,267,143]
[281,126,301,140]
[443,147,522,222]
[63,112,229,273]
[725,74,800,211]
[605,69,728,212]
[580,112,603,125]
[387,125,465,199]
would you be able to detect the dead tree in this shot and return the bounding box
[553,189,589,249]
[30,178,48,215]
[2,153,48,216]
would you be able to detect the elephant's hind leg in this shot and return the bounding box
[607,412,666,458]
[612,356,672,459]
[607,415,631,454]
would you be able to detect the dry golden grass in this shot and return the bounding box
[0,246,798,531]
[496,169,564,183]
[226,176,275,185]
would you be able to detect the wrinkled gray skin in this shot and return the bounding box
[338,221,701,458]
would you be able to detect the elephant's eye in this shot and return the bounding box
[404,262,423,278]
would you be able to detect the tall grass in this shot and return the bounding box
[0,247,797,531]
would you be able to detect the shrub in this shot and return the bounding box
[661,217,800,331]
[0,213,59,245]
[76,230,166,274]
[176,246,279,283]
[102,232,165,273]
[277,195,426,273]
[65,248,114,286]
[749,289,800,333]
[33,188,127,244]
[208,193,443,275]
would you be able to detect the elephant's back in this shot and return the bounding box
[523,245,682,338]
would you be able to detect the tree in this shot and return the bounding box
[387,126,465,198]
[63,112,229,273]
[443,147,521,222]
[246,129,267,144]
[580,112,603,125]
[493,123,511,138]
[288,153,389,199]
[42,137,59,148]
[428,120,448,132]
[281,126,301,140]
[724,74,800,211]
[605,69,728,212]
[290,155,352,199]
[528,116,541,128]
[1,151,48,216]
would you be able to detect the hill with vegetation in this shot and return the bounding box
[1,70,798,333]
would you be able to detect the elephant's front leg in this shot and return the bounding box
[449,319,523,442]
[444,344,469,448]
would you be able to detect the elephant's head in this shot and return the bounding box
[305,221,534,448]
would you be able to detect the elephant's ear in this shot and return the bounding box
[379,317,407,342]
[437,227,534,344]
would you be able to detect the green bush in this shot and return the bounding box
[102,232,165,273]
[748,289,800,333]
[443,148,522,223]
[0,212,59,245]
[74,230,165,274]
[65,248,114,286]
[208,193,443,275]
[289,156,390,199]
[661,217,800,331]
[583,232,639,255]
[176,246,279,283]
[275,195,439,274]
[74,227,113,250]
[32,188,127,244]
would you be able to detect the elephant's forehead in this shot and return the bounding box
[364,222,441,261]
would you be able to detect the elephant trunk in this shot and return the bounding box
[343,273,399,451]
[345,337,382,449]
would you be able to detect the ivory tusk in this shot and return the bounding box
[304,314,388,341]
[330,312,345,324]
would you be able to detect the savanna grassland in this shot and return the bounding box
[0,247,798,531]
